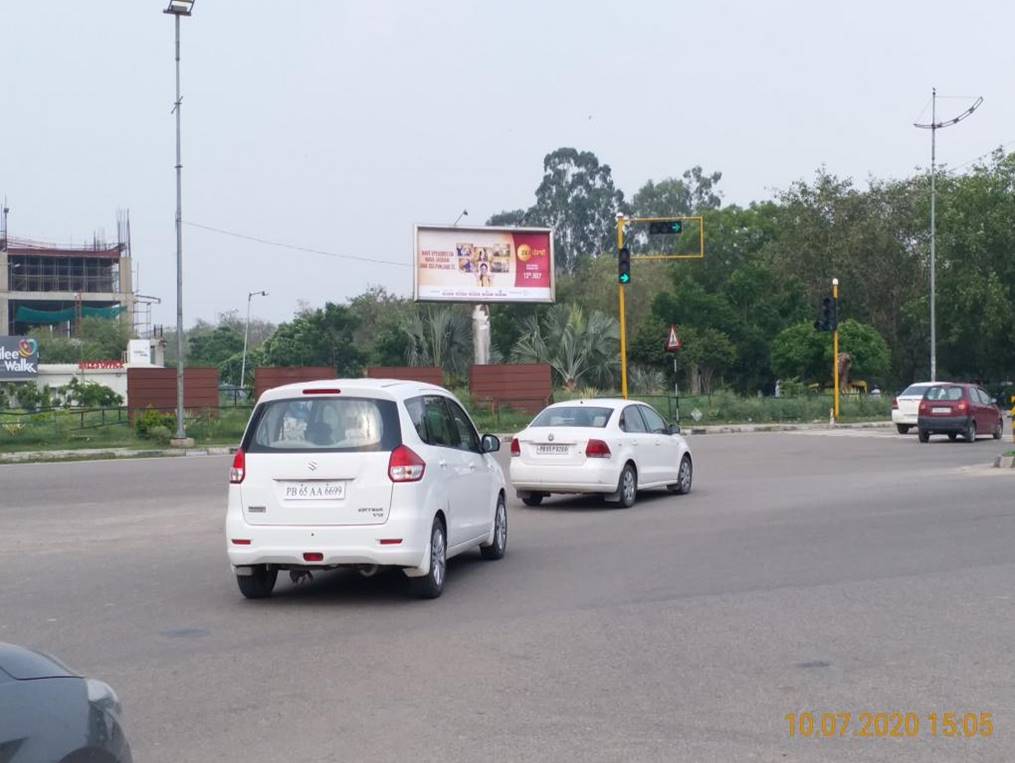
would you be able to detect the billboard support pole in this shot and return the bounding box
[617,216,629,400]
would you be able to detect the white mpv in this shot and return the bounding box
[226,379,507,599]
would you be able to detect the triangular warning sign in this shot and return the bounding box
[666,324,682,352]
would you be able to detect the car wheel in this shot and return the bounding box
[965,419,977,443]
[947,432,958,441]
[521,493,544,507]
[611,463,637,508]
[994,420,1003,440]
[480,494,507,560]
[410,518,446,599]
[236,565,278,599]
[668,454,693,495]
[896,424,910,435]
[918,429,930,443]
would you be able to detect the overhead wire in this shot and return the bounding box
[183,220,411,268]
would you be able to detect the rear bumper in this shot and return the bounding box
[225,509,429,569]
[918,415,969,433]
[510,459,622,494]
[891,410,918,426]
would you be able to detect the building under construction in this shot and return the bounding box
[0,210,136,337]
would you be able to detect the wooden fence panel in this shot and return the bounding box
[253,367,334,401]
[469,364,553,414]
[366,367,444,386]
[127,367,219,419]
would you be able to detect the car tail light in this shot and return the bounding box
[303,552,323,562]
[891,397,898,410]
[510,437,521,457]
[388,445,425,482]
[230,449,246,484]
[919,400,930,414]
[956,400,969,414]
[585,439,611,458]
[303,388,341,395]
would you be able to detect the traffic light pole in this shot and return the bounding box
[617,217,629,400]
[832,278,840,423]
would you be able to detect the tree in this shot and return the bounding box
[529,148,626,273]
[678,326,736,395]
[261,302,364,375]
[511,303,619,390]
[188,325,244,368]
[29,317,131,364]
[401,306,472,377]
[486,209,529,226]
[631,166,723,218]
[771,319,889,386]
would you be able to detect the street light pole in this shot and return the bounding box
[914,89,982,382]
[165,0,195,445]
[239,290,268,392]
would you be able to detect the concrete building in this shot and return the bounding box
[0,214,134,336]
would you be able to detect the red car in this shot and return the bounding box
[917,383,1004,443]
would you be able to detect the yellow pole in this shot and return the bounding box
[617,217,629,400]
[832,278,840,422]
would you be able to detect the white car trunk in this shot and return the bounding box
[897,396,924,419]
[241,452,393,526]
[517,427,602,466]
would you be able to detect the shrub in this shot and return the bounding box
[146,425,174,445]
[135,407,176,438]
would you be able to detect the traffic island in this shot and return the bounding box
[993,453,1015,469]
[170,437,196,448]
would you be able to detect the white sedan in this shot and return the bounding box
[891,382,934,434]
[509,398,693,508]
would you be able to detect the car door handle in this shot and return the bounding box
[467,462,477,471]
[439,460,449,469]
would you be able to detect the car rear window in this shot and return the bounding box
[900,384,930,397]
[924,386,964,402]
[530,406,613,428]
[244,397,401,453]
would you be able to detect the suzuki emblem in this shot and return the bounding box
[307,461,318,471]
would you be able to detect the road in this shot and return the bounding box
[1,426,1014,762]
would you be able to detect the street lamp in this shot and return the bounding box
[239,290,268,394]
[914,88,982,382]
[165,0,195,445]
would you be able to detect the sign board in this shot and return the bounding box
[78,360,125,370]
[0,337,40,381]
[666,324,682,352]
[414,225,554,303]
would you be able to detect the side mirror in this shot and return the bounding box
[481,434,501,453]
[990,398,998,405]
[667,423,681,435]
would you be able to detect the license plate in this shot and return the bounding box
[536,444,570,455]
[931,407,951,414]
[282,481,346,500]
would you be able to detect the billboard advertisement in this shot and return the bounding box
[0,337,40,381]
[414,225,554,303]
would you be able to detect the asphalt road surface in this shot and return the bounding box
[2,426,1014,762]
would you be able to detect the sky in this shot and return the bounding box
[2,1,1014,328]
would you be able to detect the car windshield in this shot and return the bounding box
[900,384,930,396]
[246,397,400,452]
[530,406,613,428]
[924,386,964,402]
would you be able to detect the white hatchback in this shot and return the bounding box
[891,382,934,434]
[226,379,507,599]
[509,399,693,508]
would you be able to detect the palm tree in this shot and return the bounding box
[511,304,619,390]
[401,306,472,375]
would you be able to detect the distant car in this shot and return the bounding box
[917,382,1004,443]
[0,642,133,762]
[891,382,934,434]
[226,379,507,600]
[509,399,693,508]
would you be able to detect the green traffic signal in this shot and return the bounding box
[619,272,630,284]
[618,246,632,284]
[648,220,683,235]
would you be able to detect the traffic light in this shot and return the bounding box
[648,220,683,235]
[814,296,838,331]
[618,246,631,284]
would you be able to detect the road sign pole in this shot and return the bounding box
[617,217,629,400]
[832,278,840,423]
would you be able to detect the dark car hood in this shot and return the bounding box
[0,643,77,680]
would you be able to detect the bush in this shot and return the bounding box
[135,407,176,438]
[62,378,124,408]
[146,425,174,445]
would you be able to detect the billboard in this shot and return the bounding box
[0,337,39,381]
[414,225,554,303]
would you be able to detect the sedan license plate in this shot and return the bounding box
[536,444,570,455]
[283,481,346,500]
[931,407,951,414]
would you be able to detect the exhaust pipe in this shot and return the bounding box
[357,564,379,578]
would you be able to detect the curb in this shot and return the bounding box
[686,421,894,435]
[993,455,1015,469]
[0,445,237,465]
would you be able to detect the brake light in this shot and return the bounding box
[956,400,969,414]
[891,397,898,410]
[510,437,521,457]
[303,552,323,562]
[303,388,341,395]
[919,401,930,414]
[230,449,246,484]
[388,445,425,482]
[585,439,611,458]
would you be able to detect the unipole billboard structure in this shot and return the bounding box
[413,225,555,304]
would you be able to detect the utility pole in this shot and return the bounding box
[832,278,840,423]
[616,215,629,399]
[914,89,982,382]
[240,290,268,392]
